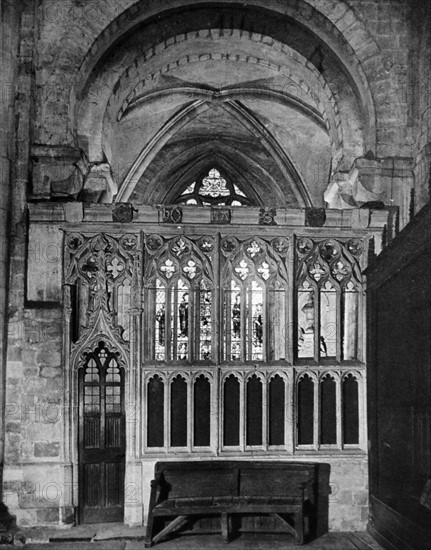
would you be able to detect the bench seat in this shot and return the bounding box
[145,461,317,547]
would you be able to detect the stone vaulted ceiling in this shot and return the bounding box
[74,2,376,208]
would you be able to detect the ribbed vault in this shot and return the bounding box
[74,2,376,207]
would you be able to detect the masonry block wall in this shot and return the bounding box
[0,0,19,499]
[1,0,430,530]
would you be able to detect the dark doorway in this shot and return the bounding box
[78,342,125,523]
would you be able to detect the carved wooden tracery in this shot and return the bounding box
[65,232,140,348]
[143,234,215,363]
[296,237,364,362]
[221,236,290,363]
[63,231,366,467]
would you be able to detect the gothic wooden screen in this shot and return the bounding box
[141,231,366,455]
[65,230,366,468]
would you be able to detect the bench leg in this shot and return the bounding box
[294,511,304,545]
[221,512,229,543]
[152,515,189,545]
[144,513,154,547]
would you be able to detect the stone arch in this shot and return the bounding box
[74,2,374,160]
[116,98,312,207]
[36,1,386,204]
[142,144,284,207]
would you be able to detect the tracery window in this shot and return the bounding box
[144,235,215,363]
[296,238,363,362]
[221,236,290,363]
[174,168,254,206]
[144,234,290,364]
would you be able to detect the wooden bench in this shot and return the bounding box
[145,461,317,546]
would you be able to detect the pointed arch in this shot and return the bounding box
[117,99,311,207]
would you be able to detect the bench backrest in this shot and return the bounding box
[155,461,316,500]
[160,465,237,499]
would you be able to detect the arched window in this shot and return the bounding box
[144,235,214,363]
[174,168,254,206]
[296,238,363,362]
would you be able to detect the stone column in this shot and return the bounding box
[0,0,18,531]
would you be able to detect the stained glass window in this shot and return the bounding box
[320,281,337,357]
[224,281,269,361]
[155,279,166,361]
[248,282,264,361]
[174,168,254,206]
[149,243,213,363]
[201,169,230,197]
[296,238,362,362]
[175,280,189,361]
[298,282,315,359]
[199,281,212,360]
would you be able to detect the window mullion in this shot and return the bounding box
[314,286,321,362]
[241,288,247,363]
[172,286,178,362]
[336,288,342,362]
[262,376,268,450]
[225,289,231,361]
[314,376,319,450]
[247,288,253,361]
[190,288,196,362]
[166,288,173,362]
[263,287,267,362]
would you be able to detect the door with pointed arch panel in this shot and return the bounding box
[78,341,126,523]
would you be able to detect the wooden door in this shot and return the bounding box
[79,343,125,523]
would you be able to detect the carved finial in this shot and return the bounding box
[409,188,415,221]
[382,225,388,249]
[368,236,376,264]
[395,208,400,236]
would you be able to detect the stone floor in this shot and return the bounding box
[6,524,385,549]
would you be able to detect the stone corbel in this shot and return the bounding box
[325,156,382,209]
[31,145,84,200]
[31,146,118,202]
[353,155,385,199]
[80,161,118,203]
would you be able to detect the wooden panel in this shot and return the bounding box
[298,376,314,445]
[163,469,237,498]
[147,376,164,448]
[239,469,310,497]
[223,376,240,446]
[193,376,211,447]
[171,376,187,447]
[366,208,431,548]
[269,375,285,446]
[106,462,124,507]
[105,416,123,448]
[84,463,101,508]
[342,376,359,445]
[84,416,100,449]
[320,377,336,445]
[246,376,262,446]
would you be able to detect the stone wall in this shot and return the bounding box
[3,306,65,526]
[0,0,19,499]
[413,7,431,213]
